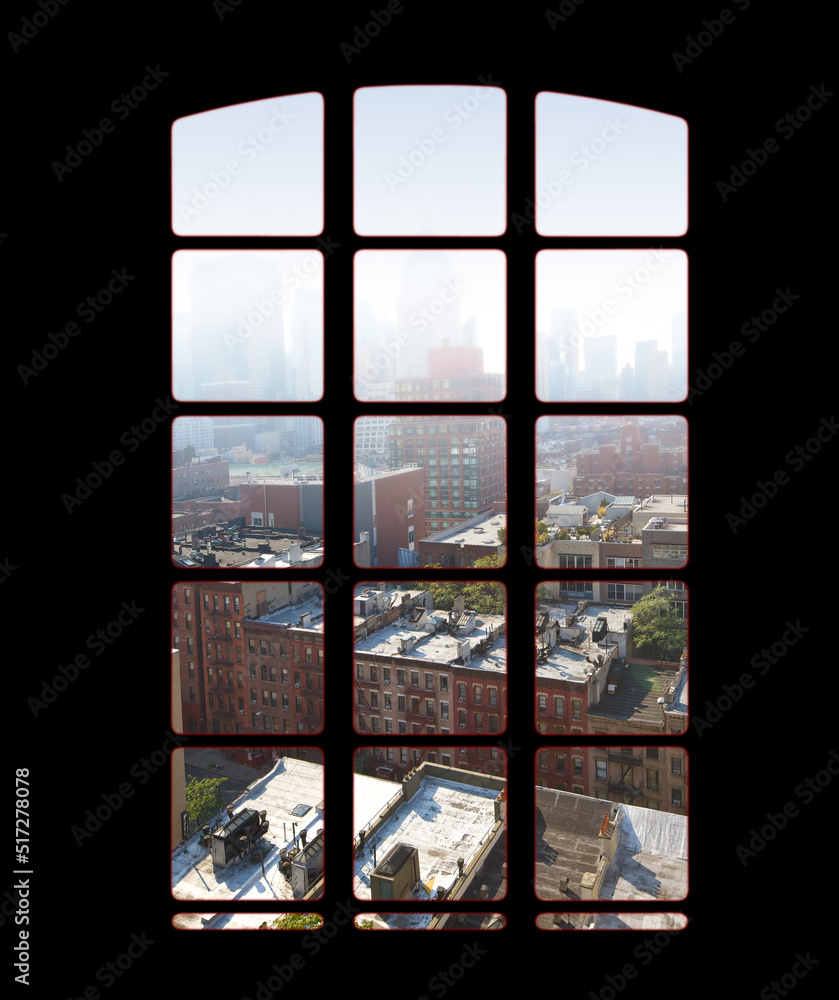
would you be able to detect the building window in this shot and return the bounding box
[572,700,581,721]
[646,747,659,760]
[555,754,565,774]
[671,757,682,776]
[573,757,583,778]
[595,760,607,781]
[539,751,547,769]
[646,769,659,791]
[671,788,683,808]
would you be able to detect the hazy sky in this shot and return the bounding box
[354,249,506,374]
[172,249,324,312]
[535,93,687,236]
[171,93,324,235]
[536,249,687,371]
[354,85,506,235]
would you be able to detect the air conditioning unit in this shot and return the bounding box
[459,724,467,729]
[295,683,300,688]
[442,714,449,720]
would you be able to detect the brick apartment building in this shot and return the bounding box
[354,466,426,567]
[572,420,687,497]
[237,480,324,534]
[388,416,506,537]
[353,587,507,773]
[172,459,230,499]
[171,581,320,733]
[536,746,688,816]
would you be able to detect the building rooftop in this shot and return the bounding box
[173,912,323,931]
[353,771,501,901]
[254,596,325,634]
[535,787,687,902]
[354,612,506,673]
[422,511,507,547]
[172,757,324,904]
[588,661,686,729]
[536,603,629,683]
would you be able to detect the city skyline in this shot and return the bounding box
[172,250,323,402]
[536,250,687,401]
[354,249,506,400]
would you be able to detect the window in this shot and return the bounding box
[539,751,548,769]
[383,667,390,685]
[646,769,659,791]
[440,674,448,693]
[573,757,583,778]
[671,756,682,776]
[555,754,565,774]
[489,715,498,733]
[595,760,607,781]
[489,687,497,706]
[646,747,659,760]
[473,685,482,705]
[671,788,683,808]
[397,668,405,687]
[554,696,564,718]
[572,699,581,721]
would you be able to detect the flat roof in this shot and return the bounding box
[588,662,686,727]
[423,512,506,547]
[353,772,500,900]
[171,757,324,904]
[535,787,687,902]
[355,613,506,673]
[256,597,325,633]
[536,603,628,682]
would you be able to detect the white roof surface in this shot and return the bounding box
[352,772,500,900]
[599,804,688,902]
[172,757,324,903]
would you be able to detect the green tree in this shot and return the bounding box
[462,580,506,616]
[496,527,506,544]
[185,775,229,828]
[270,913,322,930]
[473,553,501,569]
[629,586,687,661]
